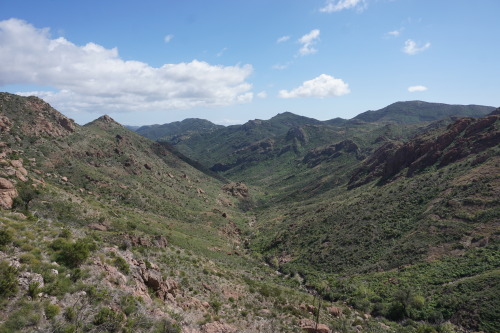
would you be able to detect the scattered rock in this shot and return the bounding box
[88,223,108,231]
[298,318,331,333]
[200,321,236,333]
[222,182,249,198]
[327,306,343,317]
[18,272,44,290]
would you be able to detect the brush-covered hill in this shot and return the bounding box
[135,102,494,183]
[135,118,224,142]
[2,93,387,333]
[352,101,495,124]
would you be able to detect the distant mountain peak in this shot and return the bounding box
[86,114,123,128]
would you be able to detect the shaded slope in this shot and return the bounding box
[135,118,223,142]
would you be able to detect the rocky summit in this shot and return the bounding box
[0,92,499,333]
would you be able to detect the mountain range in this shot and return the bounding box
[0,92,498,333]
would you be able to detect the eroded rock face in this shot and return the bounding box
[303,139,360,167]
[349,113,500,188]
[140,267,179,302]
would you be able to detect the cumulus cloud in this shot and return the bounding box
[164,34,174,43]
[278,74,350,98]
[408,85,428,92]
[298,29,320,56]
[320,0,367,13]
[277,35,290,43]
[0,19,253,113]
[403,39,431,55]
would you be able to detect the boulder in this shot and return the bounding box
[298,318,331,333]
[327,306,343,317]
[0,177,18,209]
[88,223,107,231]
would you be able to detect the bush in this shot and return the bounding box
[0,261,18,299]
[54,238,96,268]
[28,281,41,299]
[45,303,60,320]
[113,256,130,275]
[0,229,13,249]
[93,307,124,332]
[120,295,138,316]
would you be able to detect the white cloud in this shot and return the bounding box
[278,74,350,98]
[386,28,403,37]
[403,39,431,55]
[320,0,367,13]
[164,34,174,43]
[0,18,253,113]
[277,35,290,43]
[298,29,320,56]
[408,85,428,92]
[257,91,267,99]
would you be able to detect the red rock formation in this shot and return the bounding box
[0,177,18,209]
[349,114,499,188]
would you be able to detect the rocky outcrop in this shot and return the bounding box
[222,182,249,198]
[286,126,308,144]
[349,113,500,188]
[140,268,179,302]
[0,177,18,209]
[303,139,360,168]
[298,318,331,333]
[0,115,12,132]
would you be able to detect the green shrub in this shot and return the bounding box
[93,307,125,332]
[113,256,130,275]
[64,306,76,321]
[55,238,96,268]
[28,281,41,299]
[45,303,60,319]
[120,295,138,316]
[0,261,18,299]
[153,319,181,333]
[0,229,13,248]
[0,301,41,332]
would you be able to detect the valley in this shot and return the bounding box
[0,93,498,333]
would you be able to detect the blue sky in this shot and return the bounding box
[1,0,499,126]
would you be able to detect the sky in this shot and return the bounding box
[0,0,499,126]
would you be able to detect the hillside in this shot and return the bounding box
[1,93,379,333]
[248,110,500,332]
[352,101,494,124]
[131,100,500,332]
[1,93,498,333]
